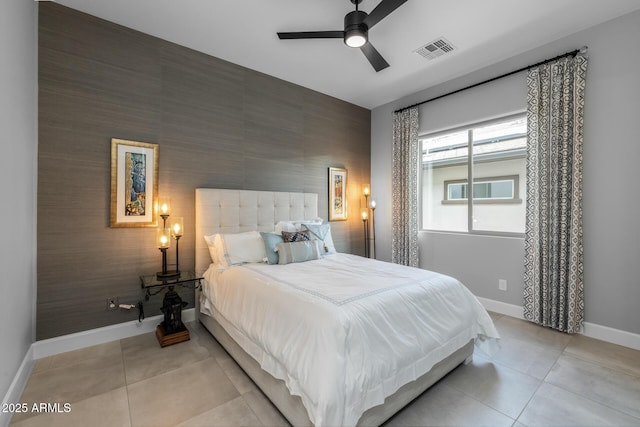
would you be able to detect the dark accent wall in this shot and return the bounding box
[38,3,371,340]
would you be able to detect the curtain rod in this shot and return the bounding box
[394,47,587,114]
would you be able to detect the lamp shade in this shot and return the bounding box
[157,227,171,249]
[159,198,171,216]
[171,217,184,238]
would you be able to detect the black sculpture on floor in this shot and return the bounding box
[160,286,188,334]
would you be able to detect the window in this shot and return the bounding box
[444,175,520,203]
[421,115,526,234]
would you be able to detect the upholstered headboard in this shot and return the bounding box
[195,188,319,277]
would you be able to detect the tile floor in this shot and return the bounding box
[9,313,640,427]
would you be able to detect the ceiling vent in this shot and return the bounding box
[414,37,456,60]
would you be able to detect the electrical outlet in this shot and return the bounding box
[107,297,119,310]
[498,279,507,291]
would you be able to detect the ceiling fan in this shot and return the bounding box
[277,0,409,72]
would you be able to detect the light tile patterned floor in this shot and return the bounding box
[10,313,640,427]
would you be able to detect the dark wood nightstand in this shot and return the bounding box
[140,271,203,347]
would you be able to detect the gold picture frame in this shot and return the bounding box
[328,167,348,221]
[110,138,159,228]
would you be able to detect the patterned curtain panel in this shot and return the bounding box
[392,106,419,267]
[523,54,587,334]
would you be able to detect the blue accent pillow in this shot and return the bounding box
[302,223,336,254]
[260,232,284,265]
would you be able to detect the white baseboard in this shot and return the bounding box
[1,309,194,427]
[32,308,195,359]
[1,347,35,427]
[476,297,524,320]
[477,297,640,351]
[582,321,640,351]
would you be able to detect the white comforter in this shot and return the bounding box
[201,253,499,427]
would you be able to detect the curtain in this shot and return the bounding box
[523,54,587,334]
[392,106,419,267]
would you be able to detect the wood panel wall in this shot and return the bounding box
[38,3,371,340]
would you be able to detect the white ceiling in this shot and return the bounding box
[54,0,640,109]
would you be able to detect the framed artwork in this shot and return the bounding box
[328,167,348,221]
[110,138,159,228]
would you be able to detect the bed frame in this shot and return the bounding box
[194,188,473,426]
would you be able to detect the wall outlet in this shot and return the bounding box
[498,279,507,291]
[107,297,119,310]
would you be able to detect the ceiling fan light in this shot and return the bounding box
[344,10,368,48]
[345,31,367,48]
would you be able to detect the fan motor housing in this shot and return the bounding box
[344,10,368,45]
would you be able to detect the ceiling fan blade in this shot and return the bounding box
[278,31,343,40]
[364,0,409,29]
[360,42,390,72]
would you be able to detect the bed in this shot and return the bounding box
[194,188,499,427]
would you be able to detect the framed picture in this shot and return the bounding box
[110,138,159,228]
[328,167,348,221]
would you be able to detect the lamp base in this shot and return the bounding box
[156,323,189,347]
[156,271,180,280]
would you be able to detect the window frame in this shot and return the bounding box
[419,113,527,238]
[442,174,522,204]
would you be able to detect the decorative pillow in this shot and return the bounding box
[281,230,311,243]
[260,232,284,265]
[276,241,321,265]
[218,231,267,266]
[274,218,323,234]
[302,223,337,254]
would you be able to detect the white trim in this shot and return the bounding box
[1,347,35,427]
[477,297,640,351]
[476,297,524,320]
[1,310,194,427]
[582,321,640,351]
[32,308,195,359]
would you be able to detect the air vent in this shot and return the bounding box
[414,37,456,60]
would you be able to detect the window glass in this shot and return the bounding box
[422,129,468,232]
[421,115,526,235]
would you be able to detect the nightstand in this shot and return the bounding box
[140,271,203,347]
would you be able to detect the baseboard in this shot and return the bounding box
[1,310,193,427]
[476,297,524,320]
[477,297,640,351]
[32,308,195,359]
[1,347,35,427]
[582,321,640,351]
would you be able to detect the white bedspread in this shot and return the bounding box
[201,253,499,427]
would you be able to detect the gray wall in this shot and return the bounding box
[38,3,371,340]
[0,0,37,401]
[372,10,640,335]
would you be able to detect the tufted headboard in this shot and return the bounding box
[194,188,318,277]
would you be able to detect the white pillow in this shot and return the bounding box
[274,217,323,234]
[276,241,321,265]
[205,231,267,267]
[203,233,220,264]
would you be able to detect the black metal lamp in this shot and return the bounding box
[362,185,371,258]
[370,199,376,259]
[170,217,183,275]
[156,227,178,280]
[362,209,369,258]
